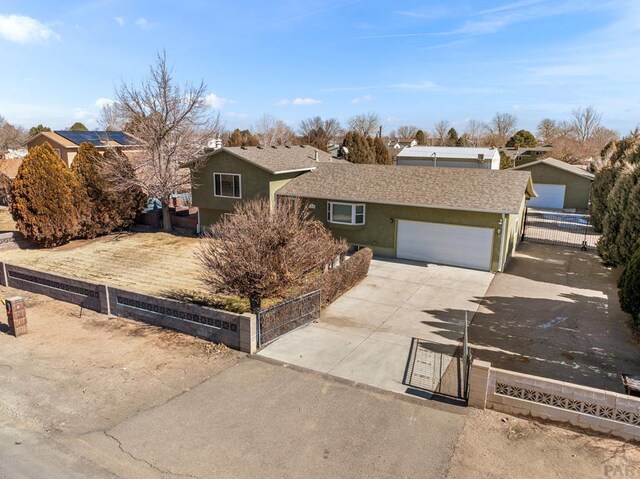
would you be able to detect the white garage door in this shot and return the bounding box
[396,220,494,271]
[527,183,566,209]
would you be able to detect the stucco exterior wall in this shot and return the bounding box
[297,197,507,272]
[518,163,592,210]
[503,197,526,268]
[27,137,75,167]
[191,151,304,228]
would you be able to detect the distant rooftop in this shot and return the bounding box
[53,130,140,147]
[398,146,499,160]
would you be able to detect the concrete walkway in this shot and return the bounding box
[259,258,494,395]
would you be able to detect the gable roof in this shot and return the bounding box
[33,131,77,148]
[398,146,500,161]
[512,157,595,180]
[183,145,342,174]
[277,163,535,214]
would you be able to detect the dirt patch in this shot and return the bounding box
[448,409,640,479]
[0,206,16,232]
[0,286,241,436]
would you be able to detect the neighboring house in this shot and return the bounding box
[397,146,500,170]
[183,145,343,229]
[386,146,404,164]
[512,157,594,211]
[276,164,535,272]
[502,146,552,166]
[388,138,417,149]
[0,157,22,205]
[26,130,142,167]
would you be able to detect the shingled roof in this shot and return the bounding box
[183,145,342,174]
[277,163,535,214]
[513,157,595,180]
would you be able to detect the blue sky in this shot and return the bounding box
[1,0,639,135]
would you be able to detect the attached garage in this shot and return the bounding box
[397,220,494,271]
[276,163,536,273]
[526,183,566,209]
[513,158,594,211]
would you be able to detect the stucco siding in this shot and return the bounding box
[503,198,526,268]
[191,151,275,214]
[519,163,592,210]
[28,137,74,167]
[299,197,506,272]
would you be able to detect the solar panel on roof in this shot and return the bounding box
[54,130,137,146]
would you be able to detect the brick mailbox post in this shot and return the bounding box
[5,296,27,337]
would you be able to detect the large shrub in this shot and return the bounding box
[311,247,373,307]
[618,246,640,329]
[590,163,620,232]
[598,163,640,265]
[10,142,89,247]
[73,144,145,238]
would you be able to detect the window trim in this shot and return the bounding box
[213,172,242,199]
[327,201,366,225]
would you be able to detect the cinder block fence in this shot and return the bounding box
[0,262,256,353]
[469,359,640,442]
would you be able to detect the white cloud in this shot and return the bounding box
[0,14,60,44]
[292,97,321,105]
[114,16,125,27]
[351,94,374,104]
[275,99,290,106]
[135,17,149,29]
[391,81,437,90]
[73,107,90,120]
[95,97,115,108]
[205,93,233,109]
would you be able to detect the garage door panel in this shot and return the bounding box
[397,220,494,271]
[527,183,565,209]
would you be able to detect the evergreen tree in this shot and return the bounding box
[598,163,640,265]
[499,151,514,169]
[69,122,88,131]
[28,124,51,137]
[415,130,427,146]
[72,143,111,238]
[373,136,391,164]
[618,246,640,330]
[590,164,620,232]
[446,128,462,146]
[227,129,260,147]
[506,130,537,148]
[10,143,89,247]
[342,131,375,164]
[103,149,147,230]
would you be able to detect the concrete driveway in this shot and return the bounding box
[259,258,494,395]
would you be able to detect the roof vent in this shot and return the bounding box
[314,150,319,161]
[241,146,247,150]
[257,145,263,149]
[285,145,291,149]
[300,145,305,148]
[271,145,277,149]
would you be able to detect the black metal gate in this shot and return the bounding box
[257,290,321,348]
[403,315,472,402]
[522,208,600,250]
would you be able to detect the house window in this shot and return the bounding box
[327,202,365,225]
[213,173,241,198]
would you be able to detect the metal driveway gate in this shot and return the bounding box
[522,208,600,250]
[403,315,472,402]
[257,290,321,348]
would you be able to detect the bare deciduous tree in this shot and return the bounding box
[394,125,419,139]
[298,116,342,151]
[347,112,380,137]
[98,102,126,131]
[571,106,602,143]
[0,115,28,150]
[198,198,347,313]
[253,114,295,147]
[536,118,558,145]
[485,113,518,146]
[432,120,450,146]
[106,52,222,231]
[463,119,485,147]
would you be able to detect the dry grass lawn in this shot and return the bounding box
[1,231,208,299]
